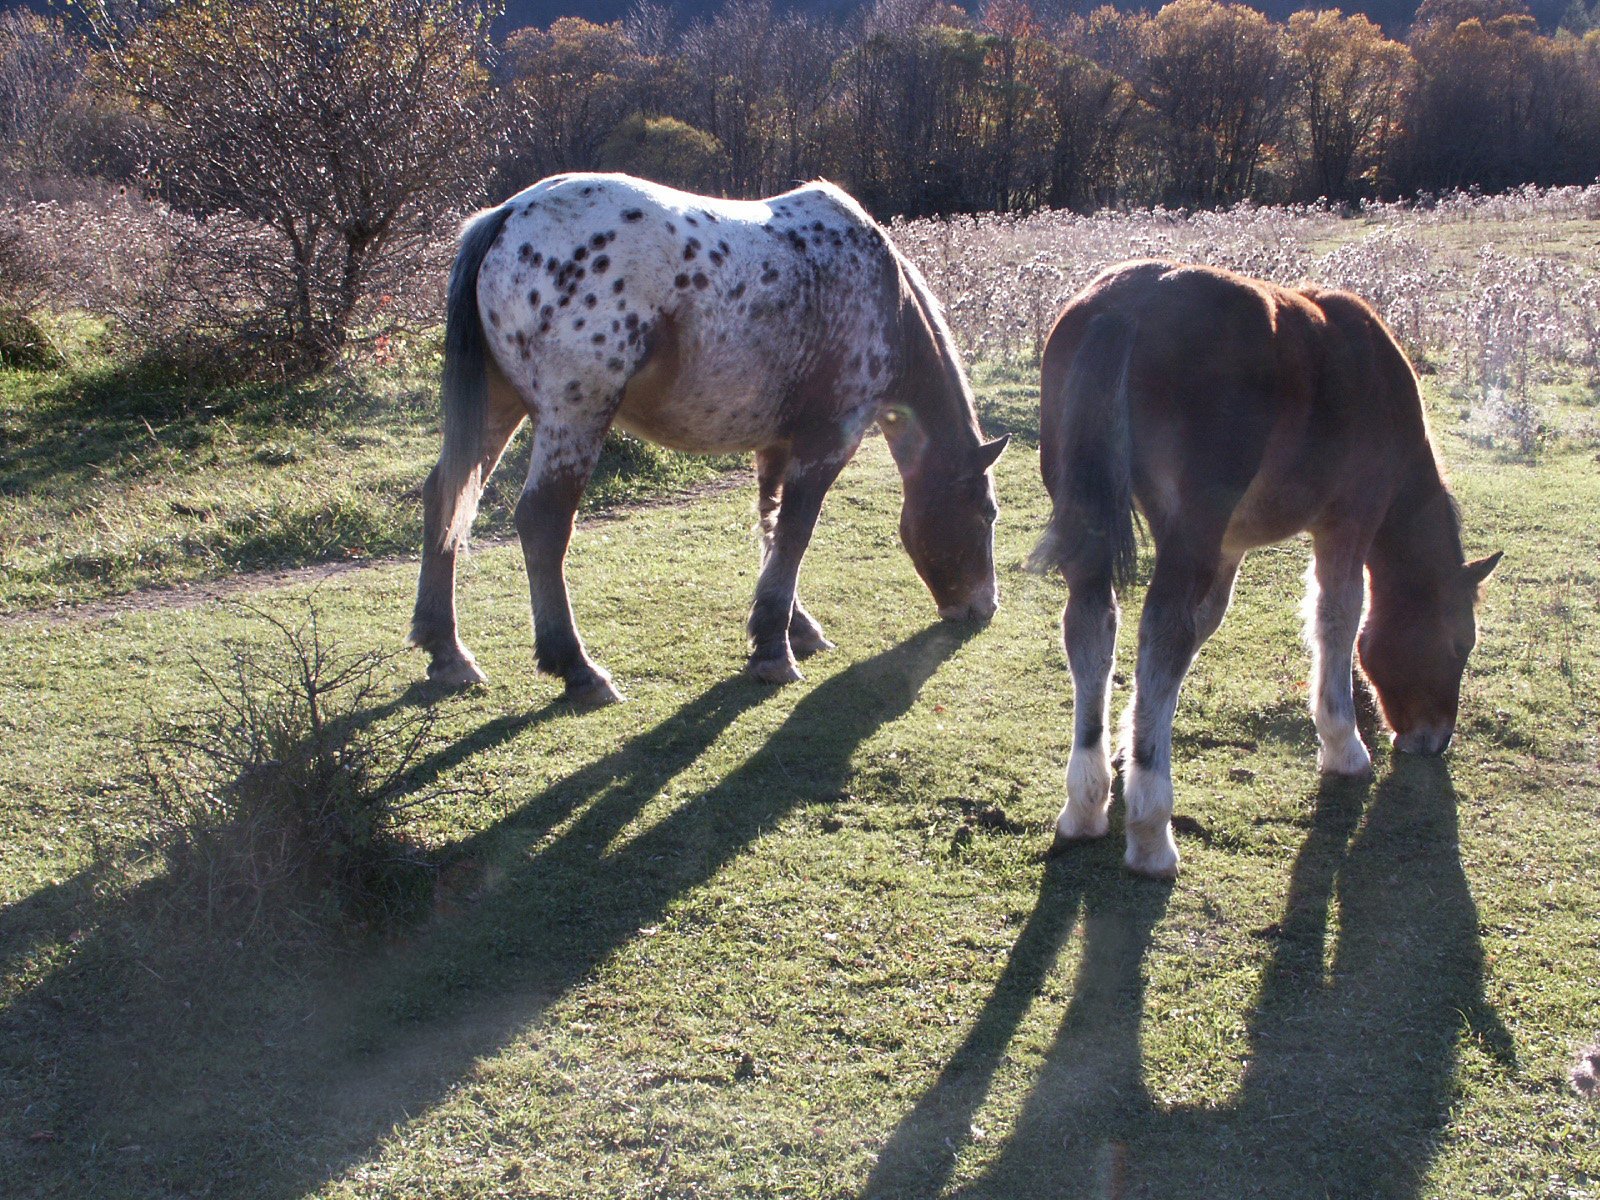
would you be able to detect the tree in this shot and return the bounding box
[980,0,1053,211]
[1400,2,1600,190]
[676,0,836,196]
[598,113,725,191]
[499,17,646,187]
[0,11,86,180]
[827,4,988,215]
[96,0,500,370]
[1037,44,1139,211]
[1284,10,1411,202]
[1137,0,1290,206]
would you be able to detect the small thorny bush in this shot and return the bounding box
[138,603,448,938]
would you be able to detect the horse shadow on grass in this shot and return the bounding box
[864,756,1513,1200]
[1,622,972,1198]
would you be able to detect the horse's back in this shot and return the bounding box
[472,174,901,455]
[1045,260,1426,551]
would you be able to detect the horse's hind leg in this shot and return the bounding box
[756,446,834,659]
[1307,535,1374,776]
[1120,545,1232,879]
[1058,551,1241,854]
[412,375,528,687]
[516,405,623,707]
[1053,568,1120,847]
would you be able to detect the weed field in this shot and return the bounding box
[3,198,1599,1197]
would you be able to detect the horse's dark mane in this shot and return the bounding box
[891,249,981,439]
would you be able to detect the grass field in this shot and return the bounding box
[2,333,1598,1197]
[0,332,739,614]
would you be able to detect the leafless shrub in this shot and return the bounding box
[0,10,86,178]
[86,0,499,374]
[138,603,450,938]
[0,209,60,368]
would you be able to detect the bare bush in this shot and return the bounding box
[0,10,86,179]
[0,210,60,368]
[139,604,449,937]
[88,0,499,373]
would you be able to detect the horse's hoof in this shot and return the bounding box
[1124,836,1180,880]
[564,675,624,708]
[747,656,803,685]
[1053,808,1110,845]
[428,657,487,689]
[1317,737,1374,777]
[790,631,835,659]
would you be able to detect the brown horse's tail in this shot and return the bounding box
[434,203,515,553]
[1028,311,1140,589]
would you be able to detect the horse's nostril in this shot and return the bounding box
[1396,725,1452,755]
[938,598,996,623]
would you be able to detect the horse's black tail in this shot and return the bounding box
[1028,312,1140,590]
[434,203,515,553]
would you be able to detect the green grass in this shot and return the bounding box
[0,334,738,613]
[2,357,1597,1198]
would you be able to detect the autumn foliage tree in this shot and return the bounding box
[498,16,647,189]
[1286,10,1412,201]
[1136,0,1290,206]
[93,0,499,370]
[1400,0,1600,190]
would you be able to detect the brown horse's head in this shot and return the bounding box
[1358,551,1502,754]
[883,406,1008,621]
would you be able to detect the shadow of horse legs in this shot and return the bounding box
[1165,757,1514,1196]
[3,624,972,1199]
[862,830,1171,1200]
[872,758,1510,1199]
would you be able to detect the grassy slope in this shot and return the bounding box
[0,333,739,614]
[1,358,1596,1198]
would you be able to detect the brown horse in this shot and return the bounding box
[410,174,1007,704]
[1034,260,1500,878]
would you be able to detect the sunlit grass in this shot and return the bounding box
[2,357,1596,1198]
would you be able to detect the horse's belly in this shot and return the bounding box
[614,371,784,454]
[1222,475,1319,554]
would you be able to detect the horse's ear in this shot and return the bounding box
[975,434,1009,472]
[1462,550,1503,588]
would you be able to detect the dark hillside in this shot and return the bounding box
[495,0,1573,34]
[0,0,1576,36]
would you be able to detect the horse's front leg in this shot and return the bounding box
[756,446,835,659]
[1121,549,1224,879]
[1308,537,1374,776]
[516,422,622,708]
[747,451,846,683]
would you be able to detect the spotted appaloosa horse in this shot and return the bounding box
[410,174,1008,704]
[1034,260,1501,878]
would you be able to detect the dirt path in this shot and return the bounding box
[4,468,755,626]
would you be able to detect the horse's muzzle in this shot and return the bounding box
[1394,724,1453,755]
[938,589,998,623]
